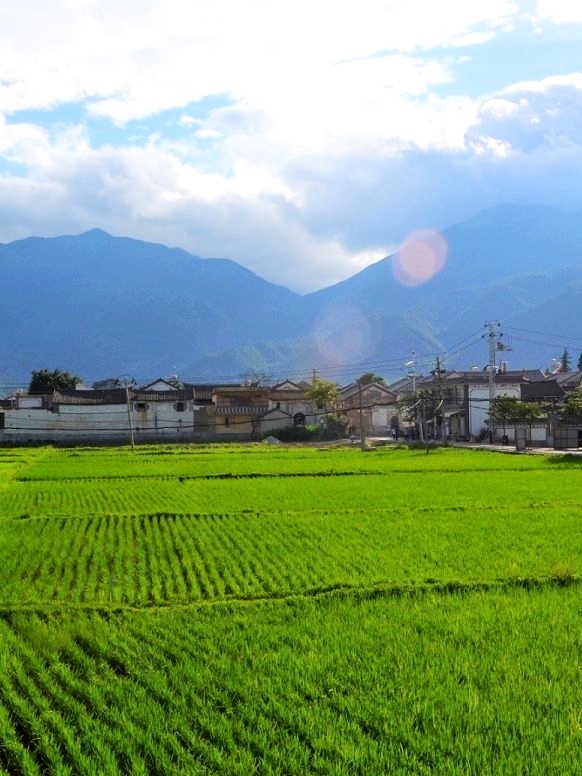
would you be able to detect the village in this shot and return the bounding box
[2,363,582,449]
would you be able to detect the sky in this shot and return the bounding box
[1,1,582,293]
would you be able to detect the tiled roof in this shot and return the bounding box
[269,390,309,400]
[339,382,395,400]
[555,370,582,389]
[386,377,415,392]
[271,380,305,391]
[213,386,270,397]
[54,387,195,404]
[521,381,566,401]
[54,388,128,404]
[261,408,292,418]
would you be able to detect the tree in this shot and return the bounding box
[29,369,81,395]
[355,372,386,386]
[490,395,521,438]
[560,383,582,423]
[306,377,340,410]
[397,389,443,452]
[490,395,547,444]
[561,349,571,373]
[577,350,582,371]
[242,370,273,387]
[305,378,347,440]
[516,401,548,447]
[318,412,349,440]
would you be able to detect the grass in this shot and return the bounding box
[0,443,581,774]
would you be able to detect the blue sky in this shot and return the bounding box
[1,0,582,291]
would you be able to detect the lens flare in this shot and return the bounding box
[311,306,374,366]
[392,229,448,287]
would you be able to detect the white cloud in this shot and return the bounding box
[536,1,582,24]
[0,122,390,290]
[471,73,582,152]
[0,1,518,117]
[3,1,582,294]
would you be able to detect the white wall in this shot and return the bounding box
[0,401,205,442]
[468,384,521,436]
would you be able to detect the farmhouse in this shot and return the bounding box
[390,368,547,441]
[337,382,397,437]
[0,377,317,444]
[0,382,209,443]
[4,368,580,447]
[389,367,582,447]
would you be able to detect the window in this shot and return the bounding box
[0,412,4,430]
[224,417,230,426]
[175,401,187,412]
[134,402,149,412]
[294,412,306,426]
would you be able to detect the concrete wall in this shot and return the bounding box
[468,384,521,436]
[554,426,581,449]
[0,401,207,443]
[491,423,548,445]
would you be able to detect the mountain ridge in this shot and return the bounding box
[2,204,582,387]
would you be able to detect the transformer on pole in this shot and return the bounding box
[483,322,512,443]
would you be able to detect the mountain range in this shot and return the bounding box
[2,203,582,389]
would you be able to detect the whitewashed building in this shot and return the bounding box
[0,381,207,444]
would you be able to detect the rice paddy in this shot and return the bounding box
[0,443,581,774]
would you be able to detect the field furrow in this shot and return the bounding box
[1,444,582,775]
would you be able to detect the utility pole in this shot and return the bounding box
[359,382,366,450]
[484,322,500,443]
[405,350,416,392]
[117,375,136,451]
[404,351,419,440]
[434,354,447,443]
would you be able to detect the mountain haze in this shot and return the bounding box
[2,205,582,388]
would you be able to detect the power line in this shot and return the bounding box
[1,323,581,396]
[509,327,582,345]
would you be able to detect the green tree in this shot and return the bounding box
[355,372,386,386]
[306,378,348,440]
[561,383,582,423]
[577,350,582,371]
[490,396,548,445]
[490,395,521,438]
[516,401,548,447]
[29,369,81,395]
[306,377,340,410]
[515,401,547,425]
[318,412,349,440]
[561,349,571,372]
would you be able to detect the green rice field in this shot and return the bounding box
[0,443,581,774]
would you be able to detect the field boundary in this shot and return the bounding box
[0,573,577,618]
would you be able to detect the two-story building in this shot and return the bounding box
[337,382,397,437]
[258,380,316,436]
[390,368,548,442]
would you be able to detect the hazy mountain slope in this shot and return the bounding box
[506,281,582,361]
[2,205,582,387]
[308,204,582,314]
[0,230,309,383]
[302,204,582,373]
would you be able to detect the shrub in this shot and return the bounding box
[318,413,349,441]
[266,425,319,442]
